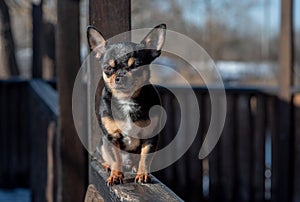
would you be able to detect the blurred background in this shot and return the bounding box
[0,0,300,201]
[1,0,300,85]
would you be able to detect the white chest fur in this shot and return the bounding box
[118,99,136,115]
[117,99,137,136]
[117,99,141,150]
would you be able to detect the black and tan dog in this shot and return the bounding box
[87,24,166,185]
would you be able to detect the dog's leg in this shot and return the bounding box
[106,141,124,186]
[135,144,155,183]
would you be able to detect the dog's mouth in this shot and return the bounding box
[113,79,144,95]
[114,83,134,93]
[114,86,131,92]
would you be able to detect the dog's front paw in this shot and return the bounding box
[106,170,124,186]
[101,163,111,172]
[135,173,151,184]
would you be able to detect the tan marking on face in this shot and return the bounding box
[103,67,150,99]
[109,59,115,68]
[103,71,138,99]
[127,57,135,67]
[103,72,116,90]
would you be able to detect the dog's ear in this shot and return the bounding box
[87,26,106,59]
[141,24,166,51]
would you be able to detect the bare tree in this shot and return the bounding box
[0,0,19,77]
[132,0,274,62]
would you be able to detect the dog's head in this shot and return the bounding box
[87,24,166,98]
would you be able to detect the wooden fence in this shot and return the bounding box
[0,79,59,201]
[1,80,300,201]
[156,87,300,202]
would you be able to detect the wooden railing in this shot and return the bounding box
[0,80,183,202]
[0,79,59,201]
[0,79,29,188]
[28,80,59,202]
[156,87,300,202]
[1,79,300,202]
[87,160,183,202]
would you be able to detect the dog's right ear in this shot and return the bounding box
[87,26,106,59]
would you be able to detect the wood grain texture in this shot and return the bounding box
[252,95,266,201]
[89,0,131,39]
[84,184,104,202]
[90,160,183,202]
[57,0,88,201]
[219,94,236,202]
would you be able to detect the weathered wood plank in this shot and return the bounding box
[207,93,221,202]
[155,91,177,186]
[90,160,183,202]
[8,83,18,185]
[27,80,60,202]
[185,90,204,201]
[19,82,30,187]
[252,94,266,201]
[293,94,300,202]
[236,95,252,202]
[273,98,293,202]
[0,81,29,188]
[219,94,236,202]
[32,1,43,78]
[275,0,294,200]
[173,91,188,193]
[29,80,59,116]
[0,82,6,186]
[0,82,9,186]
[268,96,279,202]
[84,184,104,202]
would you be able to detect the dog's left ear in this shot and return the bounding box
[87,26,106,59]
[141,24,166,51]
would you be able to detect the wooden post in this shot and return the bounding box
[32,0,43,78]
[89,0,131,39]
[0,0,19,76]
[272,0,294,201]
[56,0,87,201]
[87,0,131,174]
[279,0,293,98]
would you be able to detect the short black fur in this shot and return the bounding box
[88,24,166,185]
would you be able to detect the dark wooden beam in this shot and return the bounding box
[293,94,300,202]
[88,160,183,202]
[32,1,43,78]
[0,0,19,76]
[272,0,294,201]
[87,0,131,157]
[279,0,293,98]
[56,0,87,201]
[89,0,131,39]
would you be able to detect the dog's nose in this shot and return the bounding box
[115,75,127,84]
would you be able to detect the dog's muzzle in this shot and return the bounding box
[115,75,128,85]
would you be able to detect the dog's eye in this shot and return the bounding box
[106,66,112,71]
[127,57,135,67]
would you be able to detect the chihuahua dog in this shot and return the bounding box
[87,24,166,185]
